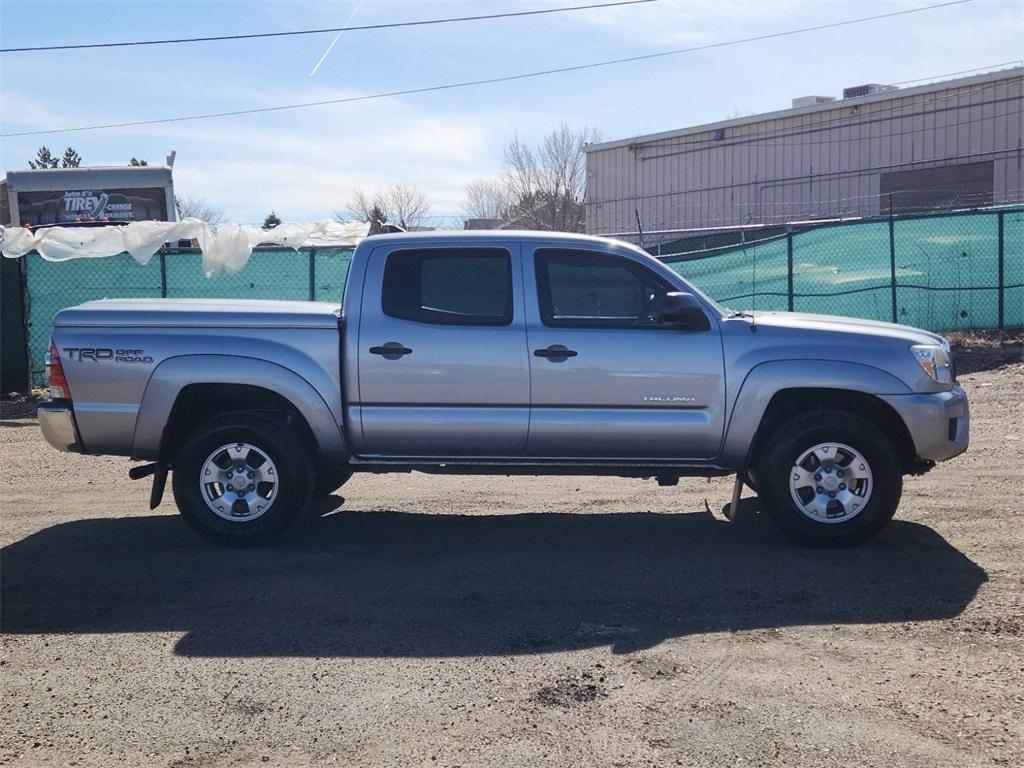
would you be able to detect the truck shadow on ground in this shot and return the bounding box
[1,500,987,658]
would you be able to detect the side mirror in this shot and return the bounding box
[660,292,710,330]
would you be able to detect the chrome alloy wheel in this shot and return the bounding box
[199,442,279,522]
[789,442,873,524]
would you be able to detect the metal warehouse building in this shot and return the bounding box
[584,67,1023,245]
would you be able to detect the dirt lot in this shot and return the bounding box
[2,340,1022,768]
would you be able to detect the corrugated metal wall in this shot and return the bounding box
[584,69,1024,244]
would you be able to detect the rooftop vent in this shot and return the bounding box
[791,95,836,108]
[842,83,898,99]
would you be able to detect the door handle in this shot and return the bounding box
[534,344,577,359]
[369,342,413,358]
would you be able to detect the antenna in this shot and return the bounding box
[634,207,645,250]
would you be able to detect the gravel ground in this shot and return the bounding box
[2,343,1022,767]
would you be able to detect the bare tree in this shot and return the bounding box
[339,188,378,225]
[502,122,599,232]
[385,183,431,229]
[335,184,431,230]
[174,194,225,225]
[462,179,512,221]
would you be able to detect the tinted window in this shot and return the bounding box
[536,249,676,328]
[382,248,512,326]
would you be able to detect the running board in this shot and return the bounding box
[348,457,732,479]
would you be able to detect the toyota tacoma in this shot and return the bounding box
[38,231,968,547]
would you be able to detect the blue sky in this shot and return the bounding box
[1,0,1021,224]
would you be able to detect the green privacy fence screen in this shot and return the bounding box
[661,206,1022,331]
[23,247,354,386]
[19,207,1023,386]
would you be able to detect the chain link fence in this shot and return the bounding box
[660,206,1022,331]
[15,206,1023,387]
[22,246,354,386]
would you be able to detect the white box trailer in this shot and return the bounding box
[0,165,176,392]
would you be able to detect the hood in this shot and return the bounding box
[742,311,945,347]
[54,298,342,329]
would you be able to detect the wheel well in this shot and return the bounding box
[160,384,319,464]
[751,388,918,473]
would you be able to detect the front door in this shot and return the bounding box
[524,246,726,460]
[356,243,529,457]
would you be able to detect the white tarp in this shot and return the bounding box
[0,219,370,277]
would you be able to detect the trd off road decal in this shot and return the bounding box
[63,348,154,364]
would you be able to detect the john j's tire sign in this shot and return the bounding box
[17,188,169,225]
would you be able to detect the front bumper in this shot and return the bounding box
[880,384,969,463]
[38,401,84,453]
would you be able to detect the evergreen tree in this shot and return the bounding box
[28,146,59,169]
[366,204,388,234]
[262,211,282,230]
[61,147,82,168]
[129,157,148,166]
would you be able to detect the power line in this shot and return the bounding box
[0,0,656,54]
[1,0,974,138]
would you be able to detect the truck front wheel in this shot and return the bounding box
[755,410,903,547]
[171,412,313,546]
[314,465,353,497]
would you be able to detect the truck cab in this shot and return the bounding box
[346,233,725,461]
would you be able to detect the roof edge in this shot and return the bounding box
[583,67,1024,153]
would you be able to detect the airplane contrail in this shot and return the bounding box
[309,0,368,78]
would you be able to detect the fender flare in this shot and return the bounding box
[720,359,911,468]
[132,354,348,463]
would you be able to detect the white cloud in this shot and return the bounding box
[157,95,556,222]
[163,112,501,223]
[1,83,558,223]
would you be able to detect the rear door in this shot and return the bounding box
[524,246,726,460]
[355,243,529,457]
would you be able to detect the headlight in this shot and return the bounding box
[911,344,952,384]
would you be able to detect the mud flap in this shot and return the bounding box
[149,462,169,510]
[725,471,745,522]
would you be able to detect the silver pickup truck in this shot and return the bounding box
[38,231,968,547]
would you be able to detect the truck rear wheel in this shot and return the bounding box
[171,412,313,546]
[755,410,902,548]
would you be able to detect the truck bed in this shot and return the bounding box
[54,298,341,329]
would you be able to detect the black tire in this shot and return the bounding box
[744,466,759,493]
[755,410,903,548]
[314,465,353,497]
[171,412,313,546]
